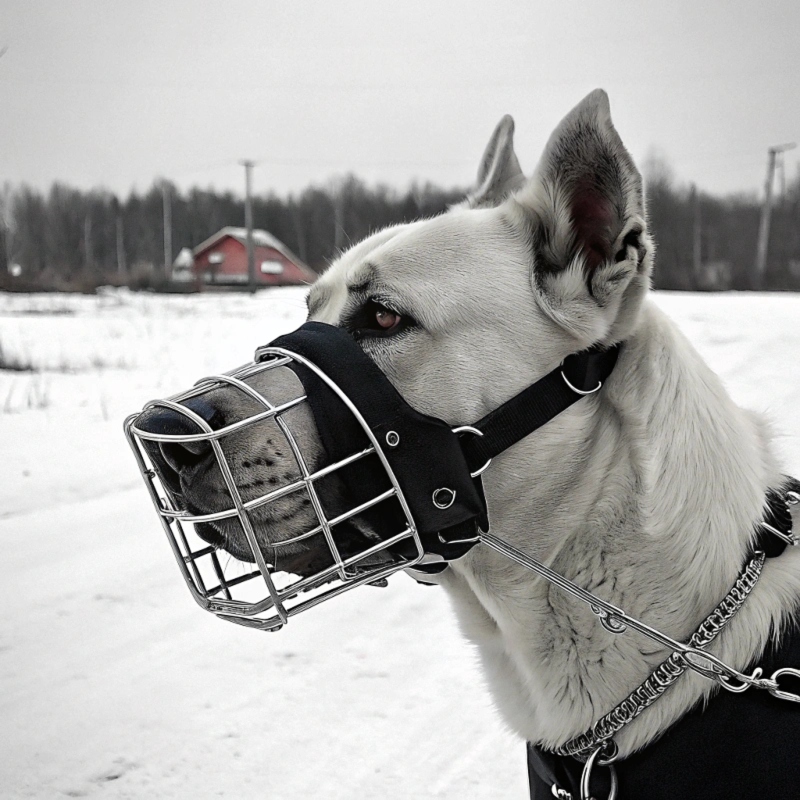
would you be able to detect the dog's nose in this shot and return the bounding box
[136,398,223,472]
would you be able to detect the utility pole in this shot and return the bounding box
[3,220,11,274]
[84,213,93,272]
[116,215,126,276]
[291,202,308,265]
[332,178,346,253]
[240,160,256,293]
[690,183,701,287]
[111,196,126,277]
[0,187,13,274]
[755,142,796,289]
[162,182,172,279]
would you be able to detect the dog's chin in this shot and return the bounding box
[180,483,397,579]
[194,519,334,579]
[208,519,398,580]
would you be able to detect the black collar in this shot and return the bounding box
[755,481,799,557]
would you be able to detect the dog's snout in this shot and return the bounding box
[159,439,209,472]
[136,398,223,436]
[136,398,224,472]
[180,397,225,430]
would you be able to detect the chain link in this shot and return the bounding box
[554,552,766,760]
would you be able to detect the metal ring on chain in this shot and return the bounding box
[768,667,800,703]
[580,746,618,800]
[554,552,766,760]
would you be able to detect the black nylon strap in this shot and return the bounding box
[461,345,621,472]
[265,322,486,560]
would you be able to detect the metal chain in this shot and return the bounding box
[554,552,766,760]
[481,483,800,712]
[481,531,779,692]
[516,485,798,799]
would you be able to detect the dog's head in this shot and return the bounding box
[137,89,653,574]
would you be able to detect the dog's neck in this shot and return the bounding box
[444,299,800,756]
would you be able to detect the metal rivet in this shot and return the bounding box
[385,431,400,448]
[432,488,456,509]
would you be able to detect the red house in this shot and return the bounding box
[191,227,316,287]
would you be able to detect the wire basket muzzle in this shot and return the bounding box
[125,354,424,632]
[125,322,485,632]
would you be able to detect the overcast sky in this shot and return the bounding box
[1,0,798,200]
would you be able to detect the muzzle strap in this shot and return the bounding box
[461,344,621,473]
[126,322,625,632]
[265,322,487,558]
[265,325,621,562]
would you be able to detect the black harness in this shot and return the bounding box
[528,620,800,800]
[527,480,800,800]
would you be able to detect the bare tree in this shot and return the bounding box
[0,182,15,273]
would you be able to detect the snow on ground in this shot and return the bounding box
[1,288,799,799]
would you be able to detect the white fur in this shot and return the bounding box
[305,90,800,758]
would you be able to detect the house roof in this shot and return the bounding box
[192,227,316,280]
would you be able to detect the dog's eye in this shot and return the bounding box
[374,304,401,331]
[347,299,412,340]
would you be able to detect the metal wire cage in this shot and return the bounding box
[124,346,425,632]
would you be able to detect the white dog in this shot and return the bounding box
[144,90,800,798]
[304,90,800,798]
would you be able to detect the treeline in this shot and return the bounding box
[1,173,799,291]
[0,178,464,292]
[646,172,800,291]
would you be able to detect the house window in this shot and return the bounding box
[260,260,284,275]
[209,252,225,265]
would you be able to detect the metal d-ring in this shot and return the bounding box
[432,487,456,509]
[561,369,603,396]
[768,668,800,703]
[591,605,628,634]
[580,744,618,800]
[452,425,493,477]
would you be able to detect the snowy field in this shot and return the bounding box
[1,287,799,799]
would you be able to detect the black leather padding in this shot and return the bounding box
[265,322,486,559]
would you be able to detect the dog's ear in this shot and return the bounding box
[467,115,525,208]
[515,89,653,345]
